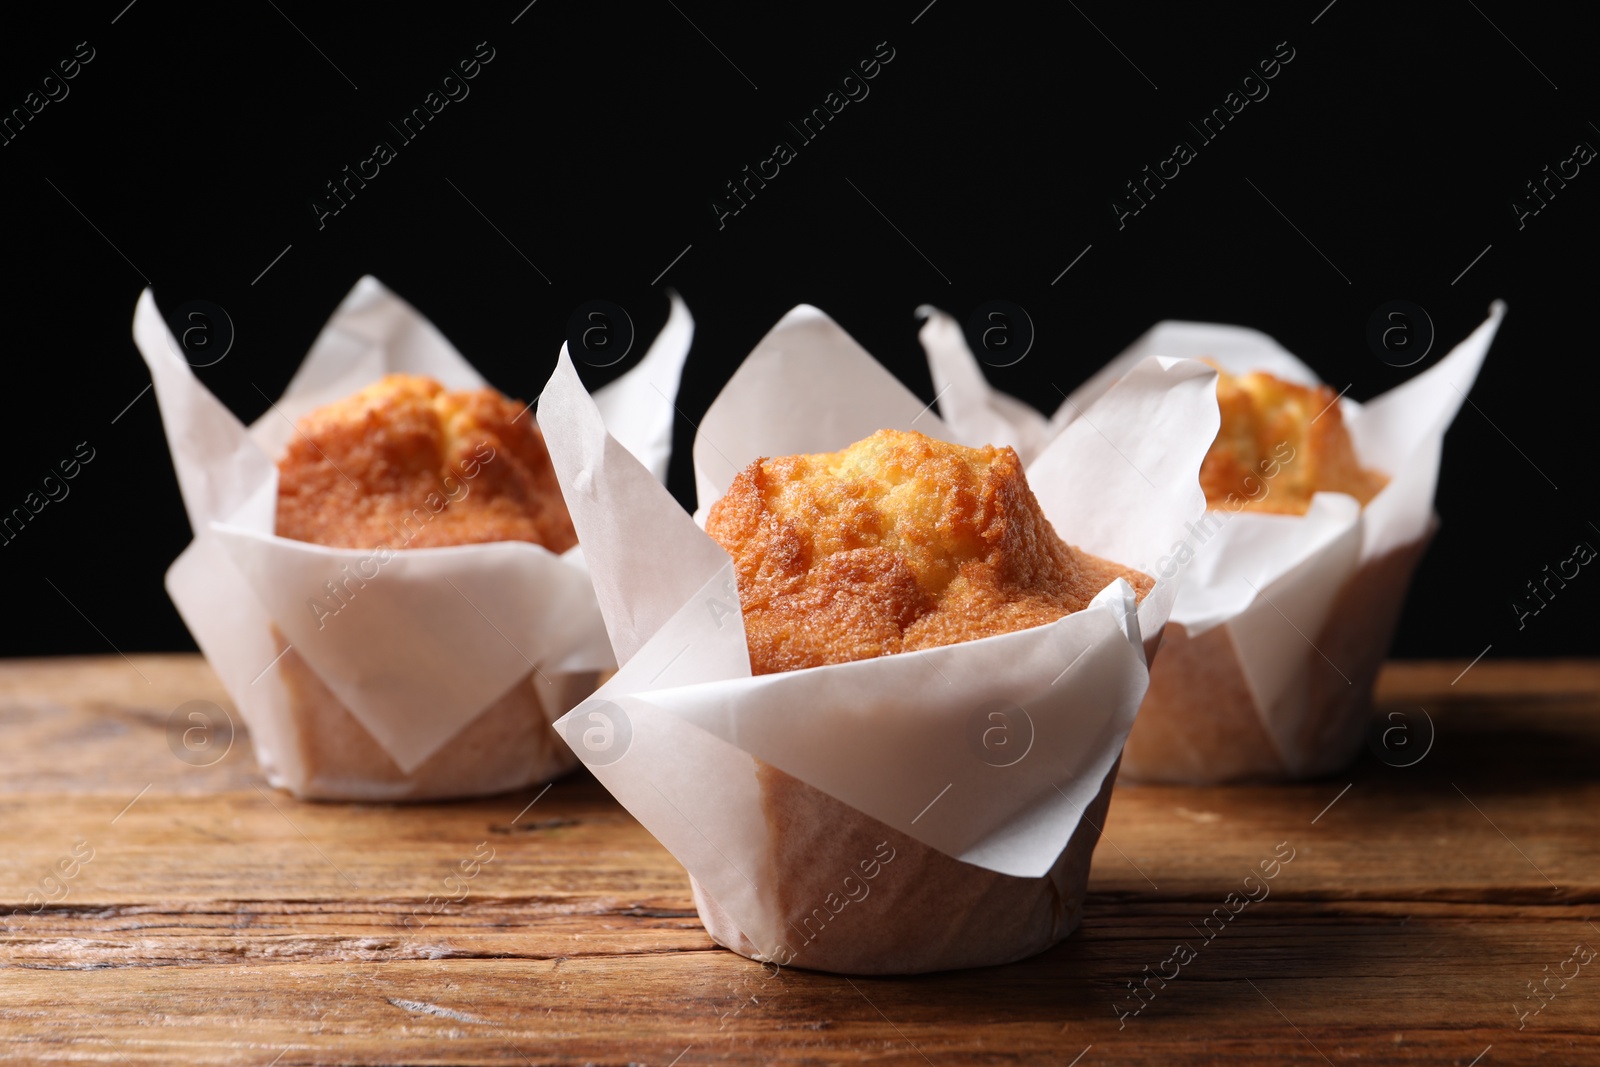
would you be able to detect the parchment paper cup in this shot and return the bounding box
[133,278,691,799]
[537,304,1220,972]
[919,302,1505,783]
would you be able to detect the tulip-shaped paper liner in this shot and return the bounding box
[134,277,693,786]
[919,302,1506,776]
[538,304,1220,964]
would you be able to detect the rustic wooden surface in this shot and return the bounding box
[1,655,1597,1066]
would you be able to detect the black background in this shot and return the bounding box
[1,0,1594,659]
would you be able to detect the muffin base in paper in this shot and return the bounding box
[919,302,1504,786]
[691,758,1116,975]
[537,305,1222,975]
[1123,534,1431,783]
[268,626,592,800]
[136,278,691,800]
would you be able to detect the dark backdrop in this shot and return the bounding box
[1,1,1594,659]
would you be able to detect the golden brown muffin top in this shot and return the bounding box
[275,373,577,552]
[705,428,1153,676]
[1200,366,1387,516]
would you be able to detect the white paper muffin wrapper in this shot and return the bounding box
[133,277,691,783]
[919,302,1505,775]
[536,301,1222,960]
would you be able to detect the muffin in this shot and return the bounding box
[1123,366,1411,783]
[701,429,1151,972]
[541,304,1224,974]
[271,373,580,798]
[915,302,1503,785]
[139,278,697,804]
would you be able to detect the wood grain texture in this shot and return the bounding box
[1,656,1598,1065]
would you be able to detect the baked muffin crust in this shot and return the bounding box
[275,373,576,551]
[706,428,1152,675]
[1199,366,1387,515]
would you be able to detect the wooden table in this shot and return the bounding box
[2,656,1596,1065]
